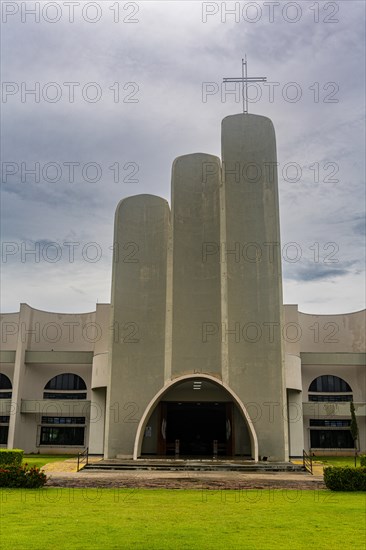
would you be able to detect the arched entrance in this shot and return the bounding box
[133,374,258,461]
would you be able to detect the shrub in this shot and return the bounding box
[360,455,366,467]
[0,449,24,466]
[323,466,366,492]
[0,465,47,488]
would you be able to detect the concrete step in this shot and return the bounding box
[82,460,305,473]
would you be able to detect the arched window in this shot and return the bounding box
[0,373,12,399]
[309,375,352,393]
[308,375,352,402]
[44,373,87,400]
[308,375,354,449]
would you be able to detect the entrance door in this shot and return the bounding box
[158,402,234,457]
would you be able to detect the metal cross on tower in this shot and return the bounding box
[223,56,267,114]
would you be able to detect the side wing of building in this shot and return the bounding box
[283,306,366,456]
[0,303,110,454]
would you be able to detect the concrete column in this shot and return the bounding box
[287,390,304,457]
[7,303,31,449]
[171,153,221,377]
[222,114,288,461]
[88,388,106,454]
[105,195,170,458]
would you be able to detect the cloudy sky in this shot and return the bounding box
[1,0,365,314]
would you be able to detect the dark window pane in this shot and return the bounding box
[43,392,87,400]
[41,416,85,424]
[310,429,354,449]
[0,425,9,444]
[40,426,85,446]
[309,378,318,392]
[310,419,351,427]
[0,392,12,399]
[43,392,86,399]
[45,374,86,391]
[309,375,352,393]
[0,374,12,390]
[309,394,353,402]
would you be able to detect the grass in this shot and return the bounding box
[311,456,360,468]
[1,488,365,549]
[23,455,76,469]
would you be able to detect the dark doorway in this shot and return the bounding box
[159,402,233,456]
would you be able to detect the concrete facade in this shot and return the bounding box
[1,115,365,459]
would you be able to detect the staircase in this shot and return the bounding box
[82,458,305,473]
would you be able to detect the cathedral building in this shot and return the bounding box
[1,114,365,460]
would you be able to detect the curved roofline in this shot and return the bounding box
[172,152,220,162]
[222,113,273,123]
[297,308,365,317]
[19,303,97,315]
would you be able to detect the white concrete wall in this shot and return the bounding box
[298,310,365,353]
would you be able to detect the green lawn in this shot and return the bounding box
[23,455,76,469]
[311,456,360,468]
[1,489,364,549]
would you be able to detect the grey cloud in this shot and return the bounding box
[283,259,358,282]
[1,0,365,314]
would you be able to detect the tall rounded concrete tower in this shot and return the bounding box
[221,114,288,461]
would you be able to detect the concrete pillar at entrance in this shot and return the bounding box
[221,114,288,461]
[88,388,106,454]
[287,390,304,457]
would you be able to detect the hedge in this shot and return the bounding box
[0,449,24,466]
[0,465,47,488]
[360,455,366,467]
[323,466,366,491]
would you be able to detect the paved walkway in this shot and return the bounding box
[291,459,324,476]
[42,458,325,490]
[41,456,102,474]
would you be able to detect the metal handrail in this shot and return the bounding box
[77,447,89,472]
[303,449,313,474]
[213,440,218,459]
